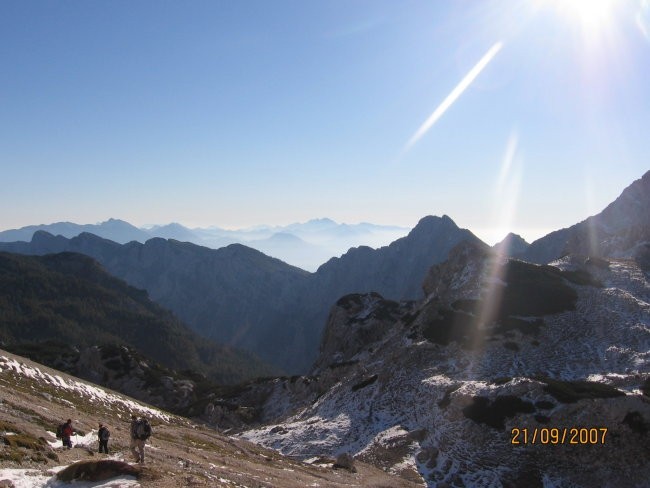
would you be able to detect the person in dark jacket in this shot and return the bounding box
[62,419,73,449]
[97,423,110,453]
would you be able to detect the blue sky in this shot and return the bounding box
[1,0,649,244]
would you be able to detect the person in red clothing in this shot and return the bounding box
[62,419,73,449]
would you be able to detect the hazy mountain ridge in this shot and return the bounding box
[0,218,409,271]
[522,170,650,263]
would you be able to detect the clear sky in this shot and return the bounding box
[1,0,649,244]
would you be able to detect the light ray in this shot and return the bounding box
[465,132,523,372]
[638,0,650,41]
[404,41,503,152]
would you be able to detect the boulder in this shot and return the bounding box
[56,460,139,482]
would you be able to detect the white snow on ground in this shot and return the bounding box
[0,356,170,421]
[0,467,139,488]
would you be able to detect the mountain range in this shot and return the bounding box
[0,170,648,486]
[1,170,648,374]
[0,218,408,271]
[0,215,480,372]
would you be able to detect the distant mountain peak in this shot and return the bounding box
[493,233,530,258]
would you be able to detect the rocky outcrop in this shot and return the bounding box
[241,252,650,487]
[56,460,139,482]
[313,293,415,373]
[422,240,489,301]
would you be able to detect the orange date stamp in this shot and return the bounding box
[510,427,608,445]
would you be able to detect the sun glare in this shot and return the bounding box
[540,0,618,38]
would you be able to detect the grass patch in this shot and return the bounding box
[0,420,20,433]
[539,377,625,403]
[0,448,26,464]
[2,433,47,450]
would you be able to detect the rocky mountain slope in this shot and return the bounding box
[0,349,419,487]
[522,170,650,264]
[232,243,650,487]
[0,251,272,384]
[0,216,480,372]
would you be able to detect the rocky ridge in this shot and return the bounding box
[522,170,650,264]
[0,215,480,373]
[235,244,650,487]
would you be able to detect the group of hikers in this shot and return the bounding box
[57,415,152,463]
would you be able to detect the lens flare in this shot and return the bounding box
[404,41,503,152]
[638,0,650,40]
[465,133,523,368]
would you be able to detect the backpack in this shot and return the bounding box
[135,419,151,440]
[56,423,65,439]
[100,428,110,441]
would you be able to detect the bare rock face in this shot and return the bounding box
[242,252,650,487]
[313,292,415,373]
[422,240,489,302]
[56,460,139,482]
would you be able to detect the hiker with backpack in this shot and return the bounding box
[58,419,73,449]
[97,423,110,454]
[130,414,152,464]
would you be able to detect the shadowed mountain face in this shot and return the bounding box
[523,170,650,263]
[313,215,485,301]
[0,216,480,372]
[0,251,272,384]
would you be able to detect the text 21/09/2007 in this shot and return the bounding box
[510,427,608,445]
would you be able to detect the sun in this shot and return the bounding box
[540,0,618,39]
